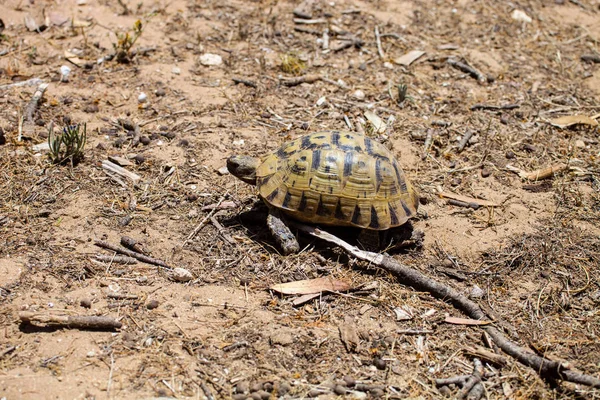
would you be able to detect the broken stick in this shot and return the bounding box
[94,240,170,269]
[291,222,600,389]
[19,312,122,330]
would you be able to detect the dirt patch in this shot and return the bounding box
[1,0,600,399]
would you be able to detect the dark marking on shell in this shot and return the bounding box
[324,165,331,173]
[331,131,340,147]
[334,201,345,220]
[351,204,361,225]
[343,152,353,177]
[291,164,306,174]
[326,155,337,163]
[389,204,399,226]
[300,155,307,161]
[282,191,292,208]
[316,196,330,216]
[365,137,374,155]
[266,188,280,202]
[301,135,312,149]
[369,205,379,229]
[393,162,408,192]
[298,193,307,211]
[354,146,362,152]
[375,159,383,192]
[314,135,326,139]
[345,134,353,139]
[260,173,275,186]
[338,144,356,152]
[400,200,412,217]
[311,149,321,171]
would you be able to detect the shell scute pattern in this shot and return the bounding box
[255,131,418,230]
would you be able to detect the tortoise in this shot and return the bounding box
[227,130,420,254]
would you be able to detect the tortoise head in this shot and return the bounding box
[227,155,261,185]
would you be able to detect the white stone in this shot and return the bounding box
[199,53,223,66]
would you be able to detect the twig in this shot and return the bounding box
[25,82,49,125]
[19,312,122,330]
[280,74,321,87]
[456,130,474,153]
[581,54,600,63]
[291,222,600,389]
[94,240,171,269]
[94,254,138,264]
[374,26,385,60]
[422,128,434,160]
[437,358,485,400]
[438,192,499,208]
[184,194,227,246]
[101,160,141,184]
[232,77,257,88]
[470,103,519,111]
[447,57,486,84]
[0,78,44,91]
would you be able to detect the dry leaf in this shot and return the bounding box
[444,316,492,326]
[338,322,360,352]
[270,277,351,295]
[393,306,413,321]
[291,292,320,306]
[550,115,599,129]
[438,191,499,207]
[393,50,426,66]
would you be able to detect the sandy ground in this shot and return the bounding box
[1,0,600,398]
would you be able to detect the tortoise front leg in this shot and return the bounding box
[266,208,300,255]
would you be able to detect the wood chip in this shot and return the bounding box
[270,277,351,295]
[364,111,386,134]
[438,191,499,207]
[108,155,133,167]
[506,163,568,181]
[338,321,360,352]
[549,115,598,129]
[101,160,141,184]
[445,316,492,326]
[393,50,426,66]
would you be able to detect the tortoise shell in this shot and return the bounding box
[255,130,419,230]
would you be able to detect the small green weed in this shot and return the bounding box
[113,19,144,63]
[48,122,87,166]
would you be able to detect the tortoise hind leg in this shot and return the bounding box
[266,208,300,255]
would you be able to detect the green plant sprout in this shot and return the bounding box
[48,122,87,166]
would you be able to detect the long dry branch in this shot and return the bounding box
[292,222,600,389]
[19,312,122,330]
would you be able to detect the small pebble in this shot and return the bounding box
[172,67,181,75]
[373,357,387,370]
[250,393,262,400]
[308,389,324,397]
[278,381,291,395]
[133,154,145,164]
[522,143,536,153]
[138,92,148,103]
[250,382,263,393]
[199,53,223,66]
[178,139,189,147]
[84,104,99,113]
[343,376,356,387]
[334,385,347,395]
[119,215,132,226]
[140,136,151,145]
[506,150,516,159]
[146,300,159,310]
[60,65,71,82]
[450,178,461,186]
[80,299,92,308]
[161,131,176,140]
[481,168,491,178]
[155,88,166,97]
[236,381,250,395]
[217,166,230,175]
[352,89,365,100]
[257,390,270,400]
[231,394,247,400]
[263,382,273,392]
[369,388,385,398]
